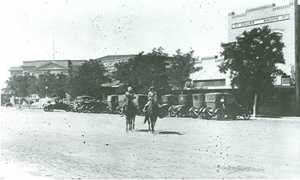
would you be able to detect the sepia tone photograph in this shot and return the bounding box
[0,0,300,179]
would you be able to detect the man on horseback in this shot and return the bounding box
[124,86,136,132]
[143,86,158,124]
[125,86,135,104]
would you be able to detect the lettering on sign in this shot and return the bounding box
[232,14,290,29]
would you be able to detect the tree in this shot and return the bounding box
[70,60,110,98]
[51,73,69,98]
[167,49,200,92]
[6,72,71,98]
[219,26,285,117]
[6,73,38,97]
[114,47,171,94]
[36,73,59,97]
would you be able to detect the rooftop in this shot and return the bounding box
[96,55,136,63]
[229,1,296,18]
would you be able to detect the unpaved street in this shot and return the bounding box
[1,107,300,179]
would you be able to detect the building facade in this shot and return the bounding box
[9,60,87,77]
[191,1,298,87]
[228,1,298,86]
[188,1,299,115]
[95,55,136,75]
[190,56,231,89]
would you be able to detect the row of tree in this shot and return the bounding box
[6,73,69,98]
[114,47,199,94]
[6,26,286,116]
[5,48,199,99]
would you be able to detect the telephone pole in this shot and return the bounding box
[52,33,56,60]
[295,0,300,115]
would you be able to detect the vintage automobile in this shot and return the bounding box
[203,93,250,120]
[160,94,178,117]
[161,94,178,106]
[73,96,108,113]
[133,94,148,115]
[43,99,73,112]
[107,95,119,113]
[168,94,192,117]
[188,93,207,118]
[115,94,126,114]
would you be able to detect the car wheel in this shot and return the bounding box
[177,110,184,117]
[202,108,212,120]
[169,110,176,117]
[203,112,212,120]
[242,113,251,120]
[189,110,198,118]
[216,109,225,120]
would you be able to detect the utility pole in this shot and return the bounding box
[295,0,300,115]
[52,33,56,60]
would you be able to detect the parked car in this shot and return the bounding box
[168,94,192,117]
[161,94,178,106]
[43,100,72,112]
[188,93,207,118]
[107,95,119,113]
[133,94,148,115]
[73,96,108,113]
[203,93,250,120]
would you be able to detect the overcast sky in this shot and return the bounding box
[0,0,291,88]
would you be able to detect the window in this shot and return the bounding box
[193,79,226,88]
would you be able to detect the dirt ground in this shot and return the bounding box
[0,107,300,179]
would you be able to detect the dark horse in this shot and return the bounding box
[124,100,137,132]
[144,100,159,133]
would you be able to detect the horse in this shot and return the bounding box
[124,100,137,132]
[144,100,160,133]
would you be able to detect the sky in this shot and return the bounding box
[0,0,291,89]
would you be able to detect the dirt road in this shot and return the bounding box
[1,107,300,179]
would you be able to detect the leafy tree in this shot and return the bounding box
[70,60,110,98]
[167,49,200,92]
[219,26,285,117]
[114,47,171,94]
[6,73,37,97]
[36,73,56,97]
[54,73,69,98]
[6,72,70,98]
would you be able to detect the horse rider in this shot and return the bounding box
[123,86,135,115]
[143,86,158,123]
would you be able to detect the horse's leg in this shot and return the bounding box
[151,115,158,133]
[126,115,129,132]
[129,115,133,131]
[132,115,135,130]
[151,117,155,133]
[153,116,157,128]
[147,118,151,132]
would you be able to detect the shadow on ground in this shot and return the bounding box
[214,118,253,121]
[134,129,185,135]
